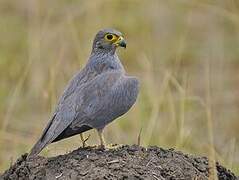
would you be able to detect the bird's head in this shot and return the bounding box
[92,28,126,54]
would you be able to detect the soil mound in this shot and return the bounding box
[1,145,238,180]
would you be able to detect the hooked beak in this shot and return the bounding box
[114,36,127,48]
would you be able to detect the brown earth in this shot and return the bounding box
[1,145,238,180]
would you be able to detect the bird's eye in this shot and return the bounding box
[106,34,113,40]
[105,34,114,41]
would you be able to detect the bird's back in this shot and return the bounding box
[72,73,139,129]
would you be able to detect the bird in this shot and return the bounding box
[28,28,139,157]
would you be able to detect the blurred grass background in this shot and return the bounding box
[0,0,239,174]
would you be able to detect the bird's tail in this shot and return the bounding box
[27,114,57,158]
[27,139,48,158]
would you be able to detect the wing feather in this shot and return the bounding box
[71,74,139,131]
[28,70,122,156]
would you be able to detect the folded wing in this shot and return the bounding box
[29,71,129,156]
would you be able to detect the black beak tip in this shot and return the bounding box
[120,41,127,48]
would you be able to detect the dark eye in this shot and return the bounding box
[106,34,113,40]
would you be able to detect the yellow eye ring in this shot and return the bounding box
[104,33,117,41]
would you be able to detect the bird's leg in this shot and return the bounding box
[97,128,106,149]
[96,129,121,150]
[80,133,90,148]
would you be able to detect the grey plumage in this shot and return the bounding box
[29,28,139,157]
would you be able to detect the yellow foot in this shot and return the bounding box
[96,144,123,150]
[80,134,90,148]
[107,143,123,149]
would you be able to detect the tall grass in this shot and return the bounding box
[0,0,239,174]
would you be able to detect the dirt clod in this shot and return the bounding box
[1,145,238,180]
